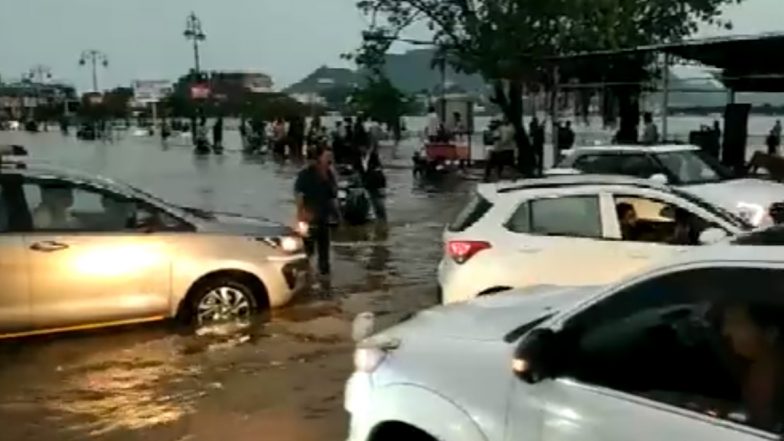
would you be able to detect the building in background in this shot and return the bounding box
[211,71,274,94]
[0,81,77,121]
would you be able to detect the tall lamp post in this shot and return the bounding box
[184,12,206,75]
[184,12,207,140]
[79,49,109,93]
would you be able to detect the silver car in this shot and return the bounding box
[0,149,309,338]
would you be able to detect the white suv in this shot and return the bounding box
[347,245,784,441]
[554,144,784,227]
[438,174,749,304]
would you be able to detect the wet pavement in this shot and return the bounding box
[0,129,473,441]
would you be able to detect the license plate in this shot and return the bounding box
[338,190,347,198]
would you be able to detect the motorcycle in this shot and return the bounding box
[336,164,371,226]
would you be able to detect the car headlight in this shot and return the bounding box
[737,202,766,226]
[261,236,303,253]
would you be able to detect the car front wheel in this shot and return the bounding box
[190,278,258,327]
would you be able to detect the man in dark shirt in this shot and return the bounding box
[295,146,339,276]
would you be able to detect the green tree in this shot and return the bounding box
[350,76,413,132]
[352,0,743,171]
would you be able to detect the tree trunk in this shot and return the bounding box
[492,80,535,176]
[615,86,640,144]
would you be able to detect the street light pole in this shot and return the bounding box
[184,12,206,75]
[79,49,109,92]
[184,12,207,142]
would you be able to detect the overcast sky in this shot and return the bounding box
[0,0,781,92]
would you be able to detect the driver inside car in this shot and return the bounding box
[32,185,80,230]
[98,195,136,230]
[720,302,784,432]
[617,202,641,241]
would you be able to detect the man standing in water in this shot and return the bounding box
[295,145,339,277]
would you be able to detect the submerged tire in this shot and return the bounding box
[189,278,258,327]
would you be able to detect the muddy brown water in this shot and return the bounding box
[0,130,473,441]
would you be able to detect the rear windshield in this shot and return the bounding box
[448,192,493,232]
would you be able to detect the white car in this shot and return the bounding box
[553,144,784,227]
[346,244,784,441]
[438,174,749,304]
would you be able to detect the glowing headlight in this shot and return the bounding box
[261,236,303,253]
[280,236,302,252]
[737,202,766,226]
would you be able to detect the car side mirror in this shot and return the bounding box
[649,173,669,184]
[512,328,561,384]
[699,227,728,245]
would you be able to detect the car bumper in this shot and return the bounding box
[437,257,485,305]
[345,372,375,441]
[266,255,311,307]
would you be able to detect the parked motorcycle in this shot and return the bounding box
[336,164,370,226]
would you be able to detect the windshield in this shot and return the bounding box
[669,186,752,230]
[654,150,734,185]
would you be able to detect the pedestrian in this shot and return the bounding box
[770,121,783,155]
[212,116,224,151]
[530,117,545,174]
[295,145,339,277]
[484,117,516,181]
[425,106,440,142]
[289,116,306,160]
[273,118,287,157]
[331,121,346,163]
[641,112,659,145]
[354,134,387,223]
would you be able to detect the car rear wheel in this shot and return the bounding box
[190,278,258,327]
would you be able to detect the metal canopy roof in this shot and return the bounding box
[555,33,784,92]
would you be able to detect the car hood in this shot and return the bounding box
[686,178,784,211]
[195,211,294,237]
[380,285,600,342]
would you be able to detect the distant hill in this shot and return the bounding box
[284,66,362,94]
[287,49,485,96]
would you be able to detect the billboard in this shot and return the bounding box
[132,80,173,103]
[190,84,211,100]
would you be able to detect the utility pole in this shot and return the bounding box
[184,12,206,75]
[79,50,109,92]
[184,12,207,142]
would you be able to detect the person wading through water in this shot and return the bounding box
[295,145,340,277]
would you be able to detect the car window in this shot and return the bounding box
[22,180,189,233]
[613,195,714,245]
[573,153,660,178]
[506,202,530,233]
[449,191,493,232]
[654,150,733,185]
[563,267,784,435]
[530,195,601,238]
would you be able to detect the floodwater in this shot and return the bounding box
[0,129,473,441]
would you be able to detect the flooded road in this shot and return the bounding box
[0,130,473,441]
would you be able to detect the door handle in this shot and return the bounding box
[627,252,649,259]
[518,247,541,254]
[30,241,69,253]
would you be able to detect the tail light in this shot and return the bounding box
[447,240,491,264]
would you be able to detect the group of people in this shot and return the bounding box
[294,115,388,278]
[483,116,548,181]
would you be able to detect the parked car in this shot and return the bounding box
[0,149,310,338]
[438,174,750,304]
[552,144,784,227]
[347,245,784,441]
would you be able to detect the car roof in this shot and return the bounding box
[565,144,700,155]
[2,160,131,192]
[478,174,671,199]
